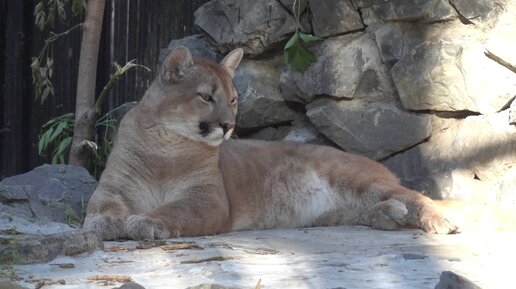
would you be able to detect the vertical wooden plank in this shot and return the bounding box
[1,1,32,178]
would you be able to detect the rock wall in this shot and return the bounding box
[161,0,516,207]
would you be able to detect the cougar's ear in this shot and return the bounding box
[161,46,194,83]
[220,48,243,78]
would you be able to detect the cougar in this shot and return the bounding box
[84,46,459,240]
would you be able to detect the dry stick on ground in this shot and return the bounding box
[88,275,132,283]
[68,0,106,167]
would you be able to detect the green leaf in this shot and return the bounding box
[38,126,54,155]
[299,32,323,43]
[285,41,317,72]
[48,121,67,143]
[71,0,86,16]
[284,31,300,51]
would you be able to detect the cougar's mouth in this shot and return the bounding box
[199,122,211,137]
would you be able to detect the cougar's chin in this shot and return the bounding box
[203,127,224,147]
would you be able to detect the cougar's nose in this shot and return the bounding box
[220,122,235,139]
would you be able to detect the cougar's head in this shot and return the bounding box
[149,46,243,146]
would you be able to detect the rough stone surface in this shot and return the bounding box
[248,118,335,146]
[384,111,516,203]
[391,38,516,114]
[194,0,297,55]
[0,281,27,289]
[485,1,516,73]
[117,283,147,289]
[435,271,482,289]
[450,0,508,23]
[279,0,308,14]
[234,57,300,129]
[510,99,516,125]
[186,285,240,289]
[12,227,516,289]
[280,33,395,103]
[0,164,97,224]
[309,0,364,37]
[306,99,432,160]
[158,34,222,71]
[352,0,457,23]
[0,228,102,265]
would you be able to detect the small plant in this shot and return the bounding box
[32,0,86,103]
[0,227,21,280]
[284,0,322,72]
[64,207,76,224]
[38,112,74,164]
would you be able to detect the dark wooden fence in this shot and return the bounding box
[0,0,210,178]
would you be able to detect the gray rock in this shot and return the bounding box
[116,282,146,289]
[435,271,482,289]
[352,0,457,23]
[391,38,516,114]
[158,34,222,71]
[0,281,27,289]
[186,285,241,289]
[0,229,102,265]
[234,57,300,129]
[309,0,364,37]
[449,0,507,23]
[485,1,516,73]
[372,22,427,67]
[0,164,97,224]
[280,0,309,14]
[248,118,335,146]
[194,0,297,55]
[280,33,395,103]
[384,111,516,202]
[306,99,432,160]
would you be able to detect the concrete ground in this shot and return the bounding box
[12,224,516,289]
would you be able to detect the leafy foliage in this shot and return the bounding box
[283,0,323,72]
[34,0,86,30]
[32,0,86,103]
[284,32,322,72]
[38,112,74,164]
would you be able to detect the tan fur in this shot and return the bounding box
[84,47,459,240]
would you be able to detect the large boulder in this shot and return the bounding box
[485,1,516,73]
[280,33,395,103]
[384,111,516,203]
[435,271,482,289]
[248,118,335,146]
[158,34,222,70]
[0,223,102,264]
[449,0,508,23]
[0,164,97,224]
[194,0,297,56]
[306,99,432,160]
[309,0,364,37]
[234,57,301,130]
[352,0,457,23]
[391,37,516,114]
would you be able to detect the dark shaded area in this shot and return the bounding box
[0,0,210,179]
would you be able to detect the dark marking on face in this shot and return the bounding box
[199,122,211,137]
[212,83,218,95]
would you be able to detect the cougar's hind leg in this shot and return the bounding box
[382,185,460,234]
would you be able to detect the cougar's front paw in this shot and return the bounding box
[83,214,126,240]
[126,215,170,240]
[420,212,460,234]
[369,199,408,231]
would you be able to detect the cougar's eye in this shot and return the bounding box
[198,93,214,102]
